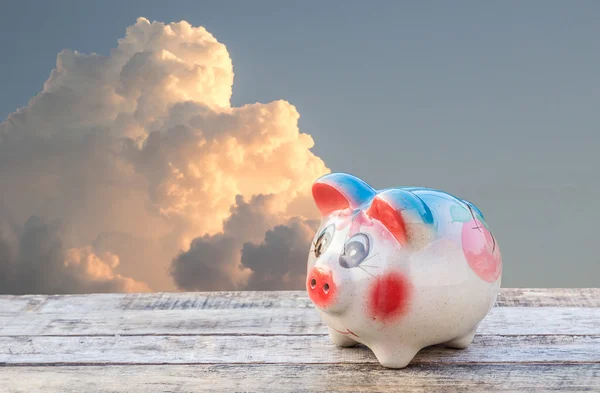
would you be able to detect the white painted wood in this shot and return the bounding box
[1,364,599,393]
[1,334,599,365]
[0,295,47,314]
[0,307,599,336]
[1,289,598,315]
[495,288,600,307]
[0,289,598,392]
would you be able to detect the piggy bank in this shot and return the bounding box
[306,172,502,368]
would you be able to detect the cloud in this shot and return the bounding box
[170,194,320,291]
[0,18,327,293]
[171,234,242,291]
[241,217,320,290]
[0,216,149,294]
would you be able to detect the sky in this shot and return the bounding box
[0,1,599,292]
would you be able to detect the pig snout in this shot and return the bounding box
[307,266,337,309]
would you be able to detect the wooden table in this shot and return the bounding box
[0,289,598,392]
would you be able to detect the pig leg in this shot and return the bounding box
[328,326,357,347]
[445,325,478,349]
[371,344,420,369]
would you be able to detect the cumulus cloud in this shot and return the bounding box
[0,216,149,294]
[170,194,320,290]
[241,217,320,290]
[0,17,327,293]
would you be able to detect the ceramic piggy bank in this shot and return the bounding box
[306,172,502,368]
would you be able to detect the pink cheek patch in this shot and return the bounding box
[368,272,412,323]
[462,219,502,282]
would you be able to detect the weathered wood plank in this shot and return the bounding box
[0,290,598,392]
[496,288,600,307]
[0,295,47,314]
[1,307,598,336]
[1,334,599,365]
[1,289,598,316]
[1,364,599,393]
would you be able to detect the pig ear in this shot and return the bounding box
[366,189,435,247]
[312,173,377,216]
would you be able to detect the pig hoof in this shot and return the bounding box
[328,327,357,347]
[445,327,477,349]
[372,346,419,369]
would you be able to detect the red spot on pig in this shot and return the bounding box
[368,272,412,322]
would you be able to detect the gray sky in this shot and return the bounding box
[1,1,599,289]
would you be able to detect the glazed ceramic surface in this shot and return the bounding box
[306,172,502,368]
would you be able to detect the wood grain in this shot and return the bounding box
[1,288,598,315]
[1,364,599,393]
[496,288,600,307]
[1,334,599,365]
[1,307,599,336]
[0,289,598,392]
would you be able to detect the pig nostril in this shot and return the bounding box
[323,283,330,293]
[310,278,317,289]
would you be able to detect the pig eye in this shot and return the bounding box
[314,224,335,258]
[339,233,370,268]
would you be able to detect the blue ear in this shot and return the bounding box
[312,172,377,216]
